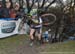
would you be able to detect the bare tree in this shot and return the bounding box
[24,0,56,14]
[25,0,35,13]
[45,0,56,10]
[2,0,6,7]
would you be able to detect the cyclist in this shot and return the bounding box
[29,10,42,46]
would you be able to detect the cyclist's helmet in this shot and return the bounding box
[30,9,37,16]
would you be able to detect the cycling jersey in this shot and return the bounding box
[30,17,42,29]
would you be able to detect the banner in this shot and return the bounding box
[0,18,29,38]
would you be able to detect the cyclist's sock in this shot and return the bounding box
[30,39,34,43]
[38,40,42,45]
[29,39,34,46]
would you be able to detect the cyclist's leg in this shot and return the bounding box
[38,28,42,40]
[29,28,35,46]
[30,28,35,41]
[36,27,42,44]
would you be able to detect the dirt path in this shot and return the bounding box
[15,44,39,54]
[0,43,40,54]
[0,37,41,54]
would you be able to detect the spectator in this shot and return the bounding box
[10,8,16,18]
[0,1,4,18]
[13,3,25,20]
[2,1,11,18]
[14,3,21,18]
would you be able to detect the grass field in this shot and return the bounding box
[0,35,75,54]
[40,41,75,54]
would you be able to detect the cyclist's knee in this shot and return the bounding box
[30,29,35,36]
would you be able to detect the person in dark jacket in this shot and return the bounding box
[13,3,25,20]
[0,1,4,18]
[2,1,11,18]
[14,3,20,17]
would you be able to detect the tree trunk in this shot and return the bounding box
[2,0,6,8]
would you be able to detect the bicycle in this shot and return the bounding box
[18,13,58,44]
